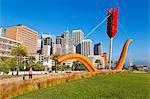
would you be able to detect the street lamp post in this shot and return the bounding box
[23,57,28,80]
[30,54,32,69]
[16,55,19,75]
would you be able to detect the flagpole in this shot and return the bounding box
[109,38,113,69]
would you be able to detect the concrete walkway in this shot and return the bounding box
[0,73,61,84]
[0,71,83,84]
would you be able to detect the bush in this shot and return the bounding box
[0,67,9,74]
[32,63,45,71]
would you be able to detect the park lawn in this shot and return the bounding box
[14,72,150,99]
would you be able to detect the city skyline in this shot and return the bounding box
[0,0,149,66]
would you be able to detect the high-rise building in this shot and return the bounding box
[81,39,93,57]
[94,42,103,56]
[55,35,64,55]
[41,34,53,56]
[62,30,75,54]
[52,43,63,55]
[5,24,38,54]
[56,44,63,55]
[73,30,84,46]
[73,30,84,54]
[56,36,63,46]
[37,37,41,54]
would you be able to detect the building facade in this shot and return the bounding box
[41,34,53,56]
[56,36,63,46]
[0,36,21,57]
[73,30,84,54]
[88,55,104,69]
[32,53,55,70]
[37,37,41,54]
[62,30,75,54]
[32,54,44,63]
[94,42,103,56]
[54,44,63,55]
[81,39,93,57]
[5,24,38,54]
[54,36,64,55]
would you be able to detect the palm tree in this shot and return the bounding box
[11,45,28,75]
[11,45,28,57]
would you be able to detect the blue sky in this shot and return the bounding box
[0,0,149,65]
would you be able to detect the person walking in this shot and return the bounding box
[29,68,33,79]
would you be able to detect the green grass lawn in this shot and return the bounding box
[14,72,150,99]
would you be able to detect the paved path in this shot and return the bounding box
[0,73,63,84]
[0,71,83,84]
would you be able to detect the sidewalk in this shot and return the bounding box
[0,73,61,84]
[0,71,83,84]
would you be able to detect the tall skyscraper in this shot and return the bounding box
[41,34,53,56]
[5,24,38,54]
[52,42,63,55]
[73,30,84,54]
[55,35,64,55]
[37,37,41,54]
[81,39,93,57]
[94,42,103,56]
[73,30,84,46]
[62,30,75,54]
[56,36,63,46]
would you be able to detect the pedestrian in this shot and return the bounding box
[29,68,33,79]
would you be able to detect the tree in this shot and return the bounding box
[9,58,17,70]
[72,61,87,71]
[0,57,10,74]
[28,56,36,68]
[50,52,60,59]
[61,65,70,71]
[32,62,45,71]
[11,45,28,75]
[29,56,36,63]
[95,59,103,69]
[50,52,60,72]
[72,61,79,71]
[11,45,28,57]
[52,63,61,72]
